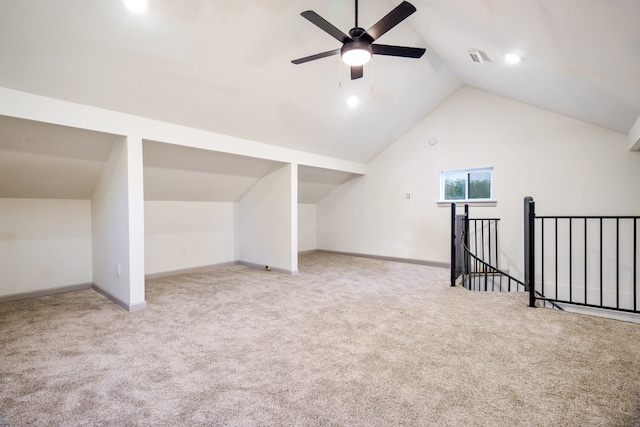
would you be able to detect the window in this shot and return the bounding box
[440,167,493,202]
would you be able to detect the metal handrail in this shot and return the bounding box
[461,238,524,290]
[462,237,563,310]
[530,207,639,314]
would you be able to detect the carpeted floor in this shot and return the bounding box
[1,252,640,426]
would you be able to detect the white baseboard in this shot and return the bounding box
[238,261,298,275]
[145,261,240,280]
[92,284,147,312]
[555,303,640,324]
[298,249,317,255]
[316,250,450,269]
[0,282,92,304]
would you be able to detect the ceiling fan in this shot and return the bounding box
[291,0,426,80]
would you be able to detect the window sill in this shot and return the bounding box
[437,200,498,208]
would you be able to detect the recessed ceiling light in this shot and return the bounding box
[121,0,148,14]
[347,96,359,108]
[505,53,522,64]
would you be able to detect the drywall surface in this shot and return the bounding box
[0,87,367,175]
[298,204,317,252]
[126,136,145,308]
[318,87,640,278]
[0,198,92,297]
[239,164,297,273]
[144,201,237,275]
[91,136,145,309]
[629,115,640,150]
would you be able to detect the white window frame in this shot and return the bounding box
[438,167,496,207]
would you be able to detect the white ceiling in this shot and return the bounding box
[0,0,639,200]
[412,0,640,135]
[0,117,357,201]
[143,142,361,203]
[0,116,118,199]
[298,165,360,204]
[143,140,283,202]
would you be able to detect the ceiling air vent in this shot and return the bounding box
[467,49,491,65]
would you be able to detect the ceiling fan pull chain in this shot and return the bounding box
[371,58,375,93]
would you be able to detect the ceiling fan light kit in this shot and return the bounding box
[292,0,426,80]
[341,42,372,66]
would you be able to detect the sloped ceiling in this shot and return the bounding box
[298,165,360,204]
[0,116,118,199]
[0,0,462,163]
[0,0,639,194]
[143,143,363,203]
[2,0,638,165]
[143,140,285,202]
[0,116,357,202]
[412,0,640,134]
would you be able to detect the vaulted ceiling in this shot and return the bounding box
[0,0,639,200]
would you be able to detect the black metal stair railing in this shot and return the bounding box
[525,197,640,314]
[461,234,561,309]
[461,233,525,292]
[452,202,518,291]
[451,202,562,310]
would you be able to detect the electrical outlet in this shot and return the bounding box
[183,247,188,255]
[116,263,121,277]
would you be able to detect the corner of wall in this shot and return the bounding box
[628,115,640,151]
[91,135,145,310]
[238,164,297,272]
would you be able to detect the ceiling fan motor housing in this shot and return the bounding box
[349,27,371,41]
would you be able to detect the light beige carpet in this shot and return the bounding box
[1,252,640,426]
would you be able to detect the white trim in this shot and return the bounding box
[92,284,147,312]
[298,250,318,255]
[0,283,92,303]
[238,261,299,275]
[144,262,240,280]
[554,303,640,325]
[438,200,497,208]
[316,250,450,268]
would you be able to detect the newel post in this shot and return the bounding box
[524,197,536,307]
[450,203,456,287]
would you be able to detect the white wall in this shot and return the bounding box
[298,204,317,253]
[0,198,92,297]
[0,88,367,177]
[0,88,369,301]
[91,136,146,310]
[144,201,237,275]
[239,164,298,273]
[126,136,145,307]
[629,115,640,150]
[318,87,640,279]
